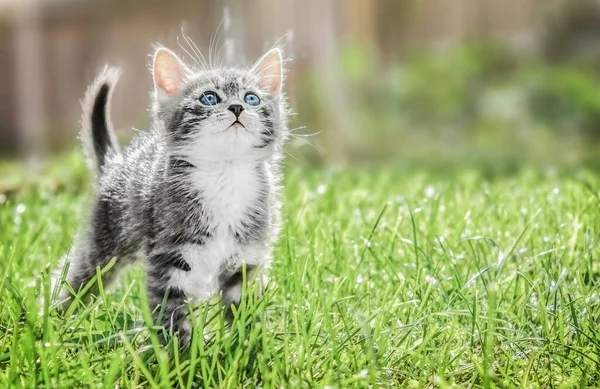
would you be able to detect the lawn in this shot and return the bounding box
[1,160,599,388]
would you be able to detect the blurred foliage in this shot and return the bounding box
[0,153,88,198]
[527,66,600,137]
[539,0,600,63]
[12,38,600,172]
[295,42,600,169]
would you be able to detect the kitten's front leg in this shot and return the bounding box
[147,266,191,345]
[219,264,259,322]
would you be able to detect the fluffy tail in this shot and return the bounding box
[80,66,122,177]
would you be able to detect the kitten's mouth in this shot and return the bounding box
[230,120,245,129]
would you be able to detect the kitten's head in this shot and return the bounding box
[151,47,288,162]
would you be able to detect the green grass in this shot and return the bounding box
[1,161,600,388]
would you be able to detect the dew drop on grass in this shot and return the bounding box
[16,203,26,214]
[585,294,599,304]
[425,275,437,285]
[356,275,364,283]
[530,293,538,307]
[316,184,326,195]
[354,369,368,379]
[424,186,435,198]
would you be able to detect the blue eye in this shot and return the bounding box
[244,93,260,106]
[200,91,220,105]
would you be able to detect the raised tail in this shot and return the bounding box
[79,66,122,177]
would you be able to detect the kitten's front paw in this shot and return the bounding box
[154,307,193,349]
[159,320,192,350]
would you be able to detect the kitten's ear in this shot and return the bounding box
[252,48,283,96]
[153,48,190,102]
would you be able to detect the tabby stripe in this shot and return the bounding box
[150,251,191,272]
[169,158,196,170]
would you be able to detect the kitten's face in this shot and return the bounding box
[152,48,286,162]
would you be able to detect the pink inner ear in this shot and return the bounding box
[156,66,181,96]
[255,50,282,96]
[158,74,180,96]
[154,50,185,97]
[260,73,281,96]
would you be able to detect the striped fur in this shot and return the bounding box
[52,47,289,346]
[79,66,121,177]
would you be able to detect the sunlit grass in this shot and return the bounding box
[1,160,600,388]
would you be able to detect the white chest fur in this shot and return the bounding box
[190,161,262,233]
[168,160,269,301]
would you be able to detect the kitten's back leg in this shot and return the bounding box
[54,244,109,309]
[54,197,136,311]
[52,66,126,311]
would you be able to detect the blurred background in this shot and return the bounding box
[2,0,600,172]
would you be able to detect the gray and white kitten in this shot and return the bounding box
[53,46,288,343]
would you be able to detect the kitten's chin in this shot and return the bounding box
[183,134,269,163]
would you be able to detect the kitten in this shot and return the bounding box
[53,46,288,344]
